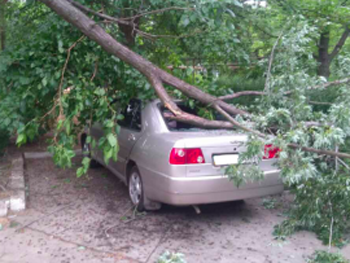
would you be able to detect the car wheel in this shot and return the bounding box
[81,137,101,168]
[128,166,145,212]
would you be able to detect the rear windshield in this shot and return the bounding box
[160,103,229,132]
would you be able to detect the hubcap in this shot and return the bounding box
[129,172,142,205]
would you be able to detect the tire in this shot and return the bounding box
[128,166,145,212]
[81,137,101,168]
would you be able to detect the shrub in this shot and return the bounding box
[307,250,349,263]
[274,170,350,247]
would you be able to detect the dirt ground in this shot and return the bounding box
[0,159,11,199]
[1,155,350,263]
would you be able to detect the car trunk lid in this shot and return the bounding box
[169,131,277,177]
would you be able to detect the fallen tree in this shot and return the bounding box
[38,0,350,159]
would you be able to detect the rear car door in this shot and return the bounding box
[110,99,143,177]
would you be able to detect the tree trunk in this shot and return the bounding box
[317,31,331,78]
[317,58,331,78]
[118,22,137,46]
[316,27,350,78]
[0,0,6,51]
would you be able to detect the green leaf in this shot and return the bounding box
[66,150,76,158]
[76,167,84,178]
[65,122,71,135]
[107,133,117,147]
[42,77,48,87]
[16,134,27,146]
[57,119,64,130]
[82,157,90,166]
[58,40,64,53]
[105,120,114,128]
[115,125,121,135]
[103,147,113,165]
[94,88,105,96]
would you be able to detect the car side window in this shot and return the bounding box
[118,100,142,131]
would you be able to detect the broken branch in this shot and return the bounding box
[219,91,266,100]
[309,76,350,90]
[119,7,194,21]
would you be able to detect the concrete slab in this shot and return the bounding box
[11,157,24,171]
[10,190,25,211]
[24,149,82,159]
[8,175,25,190]
[0,156,26,217]
[24,151,53,159]
[0,198,9,217]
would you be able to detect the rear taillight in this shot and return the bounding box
[169,148,205,165]
[263,144,281,159]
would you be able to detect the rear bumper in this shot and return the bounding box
[143,170,284,206]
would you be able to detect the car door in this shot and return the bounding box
[110,99,143,178]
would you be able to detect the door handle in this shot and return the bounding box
[128,134,136,141]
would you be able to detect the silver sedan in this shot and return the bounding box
[81,99,283,211]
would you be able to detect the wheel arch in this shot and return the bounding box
[126,159,137,184]
[80,133,87,147]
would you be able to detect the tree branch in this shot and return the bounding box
[66,0,130,26]
[219,91,266,100]
[220,76,350,101]
[264,26,287,92]
[119,7,194,21]
[134,28,206,40]
[68,0,199,41]
[309,76,350,90]
[329,25,350,60]
[303,121,329,127]
[288,143,350,159]
[308,101,333,106]
[168,113,237,129]
[213,105,266,138]
[58,35,85,116]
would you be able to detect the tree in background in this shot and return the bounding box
[246,0,350,78]
[0,0,7,51]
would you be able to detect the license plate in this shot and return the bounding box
[213,154,239,166]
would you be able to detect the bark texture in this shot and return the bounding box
[317,32,331,78]
[316,27,350,78]
[0,0,6,51]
